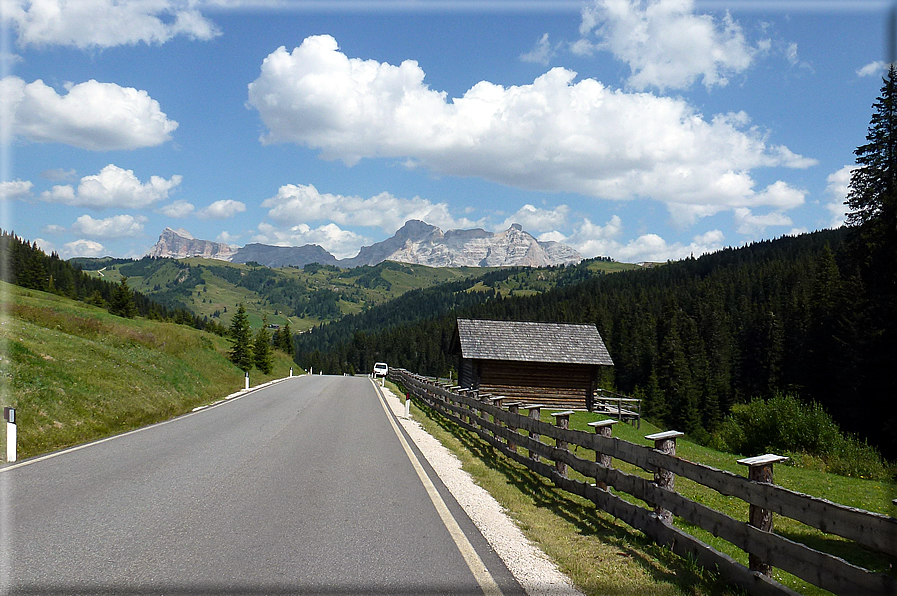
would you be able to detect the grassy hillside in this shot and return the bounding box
[0,282,297,460]
[80,258,493,331]
[77,256,636,333]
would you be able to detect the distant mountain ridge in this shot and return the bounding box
[148,228,238,261]
[148,220,582,268]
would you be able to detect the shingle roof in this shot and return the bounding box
[455,319,614,366]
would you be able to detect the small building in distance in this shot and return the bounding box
[451,318,614,410]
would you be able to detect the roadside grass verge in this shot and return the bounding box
[387,382,897,596]
[1,282,297,460]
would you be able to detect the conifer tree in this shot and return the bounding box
[109,277,138,318]
[228,304,253,372]
[279,320,295,356]
[845,63,897,456]
[846,63,897,299]
[253,315,274,374]
[847,64,897,238]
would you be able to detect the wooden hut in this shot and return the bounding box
[451,318,614,410]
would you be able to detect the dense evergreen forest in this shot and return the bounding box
[1,232,226,335]
[296,229,880,437]
[297,67,897,459]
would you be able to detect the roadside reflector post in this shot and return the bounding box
[551,410,574,478]
[289,367,293,377]
[588,419,618,490]
[244,371,250,390]
[645,430,684,524]
[738,453,789,576]
[4,407,16,463]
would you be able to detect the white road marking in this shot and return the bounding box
[372,379,504,596]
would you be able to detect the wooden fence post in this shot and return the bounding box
[588,419,618,490]
[490,397,504,440]
[551,410,574,478]
[645,430,684,524]
[738,453,789,576]
[527,405,543,462]
[457,388,470,424]
[506,402,520,452]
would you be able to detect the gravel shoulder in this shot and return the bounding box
[378,381,584,596]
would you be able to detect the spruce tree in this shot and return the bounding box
[845,63,897,456]
[846,63,897,298]
[109,277,138,318]
[847,64,897,236]
[228,304,253,372]
[253,316,274,374]
[279,320,295,356]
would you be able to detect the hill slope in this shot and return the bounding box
[1,282,296,460]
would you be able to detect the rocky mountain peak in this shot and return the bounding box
[148,228,237,261]
[146,220,581,268]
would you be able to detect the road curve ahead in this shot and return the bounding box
[0,375,525,595]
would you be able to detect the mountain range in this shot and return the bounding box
[148,220,582,268]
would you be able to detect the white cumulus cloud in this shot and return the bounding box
[39,164,182,209]
[157,200,195,218]
[64,238,105,258]
[824,165,856,228]
[253,221,370,260]
[733,208,793,235]
[71,214,146,238]
[520,33,555,66]
[857,61,888,78]
[577,0,760,91]
[0,179,33,200]
[1,77,178,150]
[560,215,726,262]
[247,35,811,222]
[197,199,246,220]
[5,0,220,49]
[261,183,481,234]
[501,204,570,233]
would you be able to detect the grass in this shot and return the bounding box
[0,282,298,460]
[386,381,897,596]
[386,381,739,596]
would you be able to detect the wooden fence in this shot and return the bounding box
[390,368,897,596]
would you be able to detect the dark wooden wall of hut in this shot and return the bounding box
[459,358,478,390]
[461,358,598,409]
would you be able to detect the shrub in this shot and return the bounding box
[711,393,887,479]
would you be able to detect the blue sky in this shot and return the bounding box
[1,0,893,263]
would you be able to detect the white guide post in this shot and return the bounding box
[244,371,250,390]
[4,407,16,463]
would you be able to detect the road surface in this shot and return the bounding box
[0,375,526,595]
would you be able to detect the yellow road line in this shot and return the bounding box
[372,380,503,596]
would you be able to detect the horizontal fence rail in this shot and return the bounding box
[390,368,897,596]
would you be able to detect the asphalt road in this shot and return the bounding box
[0,375,525,595]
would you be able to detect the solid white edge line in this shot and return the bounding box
[0,375,301,473]
[372,379,504,596]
